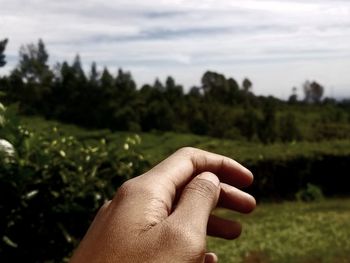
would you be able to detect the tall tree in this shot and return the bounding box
[112,69,138,130]
[0,39,8,68]
[153,78,164,93]
[89,62,99,85]
[115,69,137,103]
[303,80,324,104]
[227,77,242,105]
[11,39,53,113]
[164,76,186,131]
[165,76,183,102]
[242,78,252,93]
[0,38,9,102]
[188,86,202,98]
[201,71,230,103]
[288,86,298,104]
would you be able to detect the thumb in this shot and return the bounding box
[171,172,220,235]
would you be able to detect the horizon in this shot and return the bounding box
[1,0,350,99]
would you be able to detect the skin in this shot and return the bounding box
[70,147,256,263]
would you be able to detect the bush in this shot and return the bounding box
[247,154,350,201]
[0,105,150,262]
[296,183,324,202]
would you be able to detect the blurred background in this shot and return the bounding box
[1,1,350,262]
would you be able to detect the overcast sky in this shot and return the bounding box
[1,0,350,99]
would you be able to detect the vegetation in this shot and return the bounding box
[1,39,350,144]
[1,38,350,262]
[0,39,8,68]
[2,107,350,262]
[17,114,350,200]
[0,105,149,262]
[208,198,350,263]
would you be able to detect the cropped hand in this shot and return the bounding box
[70,147,256,263]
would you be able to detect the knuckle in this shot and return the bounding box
[96,200,112,216]
[186,178,218,200]
[116,179,136,198]
[177,147,197,156]
[116,178,158,201]
[100,200,112,211]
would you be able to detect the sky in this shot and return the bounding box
[1,0,350,99]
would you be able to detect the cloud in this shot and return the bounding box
[1,0,350,98]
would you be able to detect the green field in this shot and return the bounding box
[21,115,350,165]
[208,199,350,263]
[18,116,350,262]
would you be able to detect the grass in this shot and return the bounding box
[208,198,350,263]
[20,115,350,166]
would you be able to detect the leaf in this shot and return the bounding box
[25,190,39,199]
[3,236,18,248]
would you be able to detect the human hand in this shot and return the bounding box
[70,147,256,263]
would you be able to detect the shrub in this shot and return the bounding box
[0,104,150,262]
[296,183,324,202]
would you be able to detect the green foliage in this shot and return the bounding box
[2,38,350,145]
[0,38,8,68]
[279,112,302,142]
[10,39,54,114]
[105,129,350,200]
[303,80,324,104]
[258,99,278,144]
[0,106,149,262]
[2,111,350,261]
[313,122,350,140]
[236,107,259,141]
[296,183,324,202]
[242,77,252,93]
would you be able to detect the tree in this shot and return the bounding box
[89,62,99,85]
[140,99,175,131]
[0,39,9,103]
[153,78,164,93]
[236,107,259,141]
[241,77,254,106]
[71,55,86,82]
[188,86,202,98]
[279,112,301,142]
[258,99,278,144]
[164,76,184,106]
[201,71,230,103]
[16,39,52,84]
[288,86,298,104]
[62,56,89,124]
[227,77,242,105]
[303,80,324,104]
[115,69,137,104]
[50,57,88,123]
[0,39,8,68]
[242,78,252,93]
[11,39,54,114]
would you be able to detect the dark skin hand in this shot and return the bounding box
[70,147,256,263]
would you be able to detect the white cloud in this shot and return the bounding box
[0,0,350,98]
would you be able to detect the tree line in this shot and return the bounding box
[1,39,350,143]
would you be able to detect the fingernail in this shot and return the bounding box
[198,172,220,186]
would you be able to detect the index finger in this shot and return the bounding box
[142,147,253,190]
